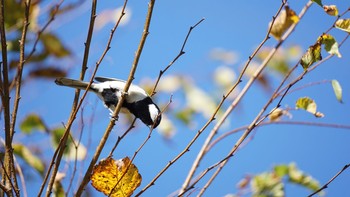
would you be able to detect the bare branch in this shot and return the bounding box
[151,18,205,96]
[308,163,350,197]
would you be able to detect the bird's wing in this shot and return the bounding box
[95,77,126,83]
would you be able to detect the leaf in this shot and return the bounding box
[335,19,350,33]
[175,108,195,125]
[270,6,299,40]
[91,157,142,197]
[251,172,284,197]
[331,80,343,103]
[29,67,67,79]
[41,33,71,57]
[300,42,322,70]
[51,127,87,161]
[318,34,341,58]
[20,114,46,134]
[323,5,338,16]
[295,97,324,118]
[274,164,289,177]
[269,108,284,122]
[288,163,321,193]
[13,144,45,176]
[312,0,323,7]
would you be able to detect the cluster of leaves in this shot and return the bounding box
[228,163,322,197]
[5,0,70,83]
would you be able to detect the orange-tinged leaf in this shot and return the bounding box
[91,157,142,197]
[269,6,299,40]
[323,5,338,16]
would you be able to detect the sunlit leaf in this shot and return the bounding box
[269,108,284,122]
[184,83,217,119]
[41,33,71,57]
[323,5,338,16]
[288,163,321,193]
[20,114,46,134]
[91,157,142,197]
[335,19,350,33]
[312,0,323,7]
[300,42,322,70]
[51,127,87,161]
[331,80,343,103]
[295,97,324,118]
[251,172,284,197]
[245,62,272,92]
[270,6,299,40]
[274,164,289,177]
[29,67,67,79]
[319,34,341,58]
[214,66,237,89]
[13,144,45,176]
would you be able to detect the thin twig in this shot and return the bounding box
[208,121,350,151]
[134,18,206,196]
[75,0,154,195]
[151,18,205,96]
[308,163,350,197]
[108,118,136,157]
[109,96,172,196]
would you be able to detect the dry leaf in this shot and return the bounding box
[91,157,142,197]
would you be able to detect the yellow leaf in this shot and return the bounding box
[270,6,299,40]
[300,42,322,70]
[335,19,350,33]
[91,157,142,197]
[295,97,324,118]
[323,5,338,16]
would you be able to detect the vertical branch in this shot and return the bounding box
[75,0,155,196]
[0,0,18,195]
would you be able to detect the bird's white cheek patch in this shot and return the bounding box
[148,104,160,121]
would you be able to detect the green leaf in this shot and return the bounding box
[319,34,341,58]
[295,97,324,118]
[51,127,87,161]
[288,163,322,193]
[20,114,46,134]
[251,172,284,197]
[274,164,289,177]
[312,0,323,7]
[13,144,45,176]
[175,108,195,125]
[41,33,71,58]
[332,80,343,103]
[335,19,350,33]
[300,42,322,70]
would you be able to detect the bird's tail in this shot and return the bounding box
[55,77,91,90]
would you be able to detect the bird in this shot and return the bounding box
[55,77,162,128]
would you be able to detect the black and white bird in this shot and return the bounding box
[55,77,162,128]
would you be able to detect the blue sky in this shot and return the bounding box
[15,0,350,196]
